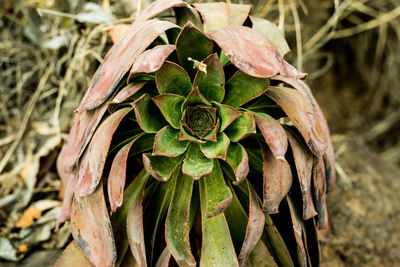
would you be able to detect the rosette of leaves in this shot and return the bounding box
[55,1,336,267]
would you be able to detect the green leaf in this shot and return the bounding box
[213,102,241,132]
[225,142,249,184]
[203,160,232,217]
[166,170,196,266]
[155,61,192,96]
[203,119,219,142]
[174,6,203,29]
[126,171,150,266]
[143,179,174,266]
[133,94,166,133]
[179,126,207,144]
[225,111,256,142]
[176,22,213,77]
[143,153,185,181]
[199,179,239,267]
[193,53,225,103]
[153,94,185,129]
[182,87,211,111]
[223,71,269,108]
[153,126,189,157]
[200,133,230,160]
[220,51,230,66]
[182,144,213,179]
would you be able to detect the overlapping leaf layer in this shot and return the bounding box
[56,1,335,266]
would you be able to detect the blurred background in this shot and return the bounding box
[1,0,399,266]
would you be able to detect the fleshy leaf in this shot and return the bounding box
[203,160,232,217]
[199,179,239,267]
[203,119,220,142]
[133,93,166,133]
[209,26,306,79]
[225,111,256,142]
[71,184,116,267]
[174,5,203,29]
[126,171,150,267]
[179,126,207,144]
[252,112,288,160]
[108,133,144,213]
[176,22,213,77]
[155,61,192,96]
[153,93,185,129]
[77,20,179,112]
[182,144,213,179]
[250,16,290,56]
[225,142,249,184]
[260,141,293,213]
[143,179,175,266]
[74,108,132,196]
[109,82,146,104]
[200,132,230,160]
[153,126,189,157]
[247,241,278,267]
[286,128,317,220]
[266,87,327,157]
[213,102,241,132]
[143,153,185,181]
[223,71,269,108]
[166,171,196,266]
[193,3,251,32]
[193,53,225,103]
[130,45,175,74]
[182,86,211,110]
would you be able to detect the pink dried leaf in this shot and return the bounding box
[209,26,306,79]
[71,184,116,267]
[74,108,132,197]
[77,20,179,112]
[193,3,251,32]
[260,142,293,214]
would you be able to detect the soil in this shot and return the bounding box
[321,136,400,266]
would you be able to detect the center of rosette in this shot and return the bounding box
[183,105,217,139]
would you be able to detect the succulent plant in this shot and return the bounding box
[55,1,336,266]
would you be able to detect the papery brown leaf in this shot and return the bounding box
[260,142,292,213]
[74,108,132,196]
[71,184,116,267]
[238,182,265,267]
[155,247,172,267]
[109,24,130,44]
[55,169,75,230]
[130,45,175,75]
[253,112,288,160]
[286,196,308,267]
[193,3,251,32]
[266,87,327,157]
[77,20,179,112]
[286,129,317,220]
[312,156,329,229]
[109,82,146,104]
[59,104,108,171]
[54,241,93,267]
[209,26,306,79]
[272,76,336,190]
[108,140,135,213]
[134,0,186,25]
